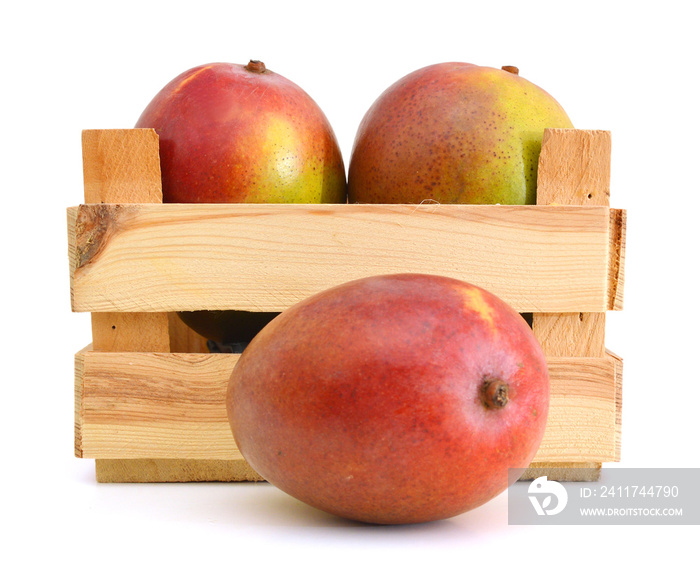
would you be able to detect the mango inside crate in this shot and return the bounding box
[68,128,625,483]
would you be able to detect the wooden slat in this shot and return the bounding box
[68,203,618,314]
[520,463,601,482]
[74,345,89,457]
[607,349,624,460]
[609,208,626,311]
[76,351,617,463]
[532,355,617,463]
[95,459,264,483]
[80,351,237,460]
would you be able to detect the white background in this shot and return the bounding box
[3,0,699,580]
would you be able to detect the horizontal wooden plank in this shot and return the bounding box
[93,459,604,483]
[520,463,601,482]
[76,350,618,463]
[67,203,621,313]
[532,356,617,463]
[94,459,264,483]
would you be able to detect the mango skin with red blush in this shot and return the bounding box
[349,62,572,205]
[136,61,346,204]
[227,273,550,524]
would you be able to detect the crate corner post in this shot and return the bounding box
[77,130,199,481]
[527,128,623,482]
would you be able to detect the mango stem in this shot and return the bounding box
[482,379,510,409]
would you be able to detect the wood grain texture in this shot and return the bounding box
[82,129,162,204]
[76,351,618,463]
[79,352,238,459]
[533,129,614,349]
[80,128,171,352]
[532,128,621,478]
[91,312,171,352]
[607,349,624,460]
[536,128,611,206]
[609,208,626,311]
[95,459,263,483]
[532,355,617,463]
[68,203,617,314]
[97,460,600,483]
[74,346,89,457]
[534,312,606,358]
[521,463,601,482]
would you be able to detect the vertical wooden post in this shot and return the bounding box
[528,128,613,481]
[81,129,209,353]
[81,129,171,352]
[82,129,170,481]
[81,129,247,482]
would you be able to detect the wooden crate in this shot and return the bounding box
[68,128,625,483]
